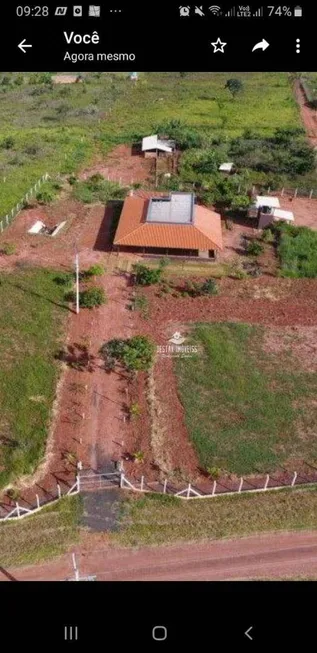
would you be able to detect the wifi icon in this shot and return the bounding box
[209,5,222,14]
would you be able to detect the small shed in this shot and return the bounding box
[248,195,280,219]
[142,134,175,158]
[219,162,235,174]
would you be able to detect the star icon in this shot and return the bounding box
[211,37,227,53]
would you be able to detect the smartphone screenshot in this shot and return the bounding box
[0,1,316,647]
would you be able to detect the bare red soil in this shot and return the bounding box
[4,531,317,581]
[79,144,154,186]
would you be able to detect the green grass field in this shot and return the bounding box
[174,322,317,475]
[0,495,82,568]
[0,267,70,488]
[113,487,317,547]
[0,72,301,217]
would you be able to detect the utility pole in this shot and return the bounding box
[74,241,80,315]
[65,553,96,581]
[72,553,80,581]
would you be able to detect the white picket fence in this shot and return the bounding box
[236,184,317,200]
[0,173,50,234]
[1,475,79,522]
[2,466,317,522]
[119,470,317,499]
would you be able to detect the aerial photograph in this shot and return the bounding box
[0,71,317,581]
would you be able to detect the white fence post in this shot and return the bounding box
[309,189,313,199]
[6,215,9,225]
[163,479,167,494]
[0,222,2,233]
[187,483,191,499]
[16,502,20,518]
[291,471,298,487]
[294,188,298,198]
[76,474,81,492]
[140,476,144,491]
[57,484,61,499]
[120,473,124,488]
[212,480,217,496]
[36,494,40,509]
[264,474,270,490]
[238,477,244,493]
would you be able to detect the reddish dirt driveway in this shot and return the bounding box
[0,199,139,516]
[3,531,317,581]
[295,80,317,147]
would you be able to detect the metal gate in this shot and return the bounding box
[79,472,121,491]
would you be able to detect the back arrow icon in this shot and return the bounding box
[245,626,253,641]
[252,39,270,52]
[18,39,33,54]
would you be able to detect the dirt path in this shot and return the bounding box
[3,531,317,581]
[294,80,317,147]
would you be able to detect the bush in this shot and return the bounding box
[134,293,149,318]
[182,278,218,297]
[246,241,264,256]
[200,278,219,296]
[79,287,107,308]
[73,176,127,204]
[1,242,16,256]
[261,228,275,244]
[54,273,73,286]
[36,189,55,204]
[100,335,155,372]
[82,264,105,279]
[1,136,14,149]
[132,263,164,286]
[68,174,78,185]
[129,403,142,419]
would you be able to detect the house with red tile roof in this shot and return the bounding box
[113,191,223,259]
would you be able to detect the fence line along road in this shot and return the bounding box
[2,467,317,522]
[0,173,50,235]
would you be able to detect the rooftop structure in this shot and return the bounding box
[113,191,223,257]
[146,192,194,224]
[142,134,175,154]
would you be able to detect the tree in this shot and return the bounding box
[225,78,244,99]
[100,335,155,372]
[231,194,250,211]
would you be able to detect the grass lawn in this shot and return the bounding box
[0,72,300,216]
[0,267,70,488]
[0,495,82,568]
[174,322,317,475]
[113,487,317,547]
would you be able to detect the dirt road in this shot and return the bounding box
[294,80,317,147]
[3,531,317,581]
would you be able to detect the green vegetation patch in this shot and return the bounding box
[0,495,82,568]
[113,487,317,547]
[0,268,70,487]
[0,72,302,217]
[72,174,127,204]
[174,323,317,475]
[276,223,317,278]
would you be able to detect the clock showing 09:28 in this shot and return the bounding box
[16,6,50,17]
